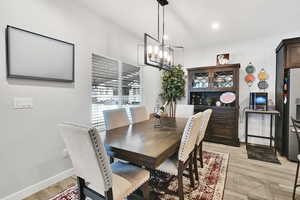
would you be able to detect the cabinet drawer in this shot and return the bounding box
[212,109,236,121]
[205,108,237,140]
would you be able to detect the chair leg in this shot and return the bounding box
[199,141,203,168]
[193,148,199,182]
[293,162,300,200]
[178,161,184,200]
[189,157,195,188]
[110,157,114,163]
[105,188,113,200]
[77,177,86,200]
[141,181,149,200]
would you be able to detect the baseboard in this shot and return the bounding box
[1,168,74,200]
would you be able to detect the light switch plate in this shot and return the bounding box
[14,97,33,109]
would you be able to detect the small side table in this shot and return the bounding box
[245,109,280,155]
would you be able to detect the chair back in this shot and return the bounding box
[130,106,149,124]
[196,109,213,146]
[178,113,204,162]
[59,123,112,195]
[176,104,194,118]
[103,108,130,130]
[292,118,300,154]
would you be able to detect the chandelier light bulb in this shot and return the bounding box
[147,45,153,54]
[164,51,168,59]
[159,50,163,59]
[163,34,168,41]
[154,45,159,55]
[167,55,171,62]
[147,45,153,59]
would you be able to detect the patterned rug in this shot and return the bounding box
[49,151,229,200]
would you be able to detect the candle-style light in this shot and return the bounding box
[154,46,159,59]
[147,45,153,59]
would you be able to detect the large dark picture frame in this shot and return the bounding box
[6,25,75,82]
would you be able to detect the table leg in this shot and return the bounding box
[270,115,273,148]
[245,112,248,147]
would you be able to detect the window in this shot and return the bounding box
[121,63,141,105]
[91,54,142,130]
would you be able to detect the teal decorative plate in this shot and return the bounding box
[246,62,255,74]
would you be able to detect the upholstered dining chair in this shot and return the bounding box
[175,104,195,118]
[292,118,300,200]
[156,113,204,200]
[130,106,149,124]
[193,109,212,181]
[103,108,130,130]
[60,123,150,200]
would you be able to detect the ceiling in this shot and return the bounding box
[76,0,300,48]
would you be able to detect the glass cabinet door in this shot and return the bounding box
[192,71,209,89]
[212,70,234,89]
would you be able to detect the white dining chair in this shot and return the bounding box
[59,123,150,200]
[156,112,204,200]
[130,106,149,124]
[175,104,194,118]
[103,108,130,130]
[193,109,212,181]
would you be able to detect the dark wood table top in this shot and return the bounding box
[100,118,188,169]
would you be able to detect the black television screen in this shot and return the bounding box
[256,96,267,105]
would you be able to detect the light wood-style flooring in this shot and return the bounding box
[24,142,299,200]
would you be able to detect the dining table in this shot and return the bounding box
[100,117,188,169]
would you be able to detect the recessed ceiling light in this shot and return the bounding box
[211,22,220,30]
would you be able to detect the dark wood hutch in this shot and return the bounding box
[188,64,240,146]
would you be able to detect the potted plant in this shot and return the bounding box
[206,97,214,106]
[160,65,186,117]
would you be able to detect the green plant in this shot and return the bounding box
[160,65,186,117]
[206,97,214,106]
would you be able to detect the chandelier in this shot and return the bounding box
[144,0,183,71]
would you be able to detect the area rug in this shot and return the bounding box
[247,144,280,164]
[49,151,229,200]
[150,151,229,200]
[49,185,79,200]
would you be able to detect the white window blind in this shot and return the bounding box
[92,54,119,129]
[121,63,141,105]
[91,54,142,130]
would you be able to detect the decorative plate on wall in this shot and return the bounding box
[245,62,255,74]
[258,80,269,89]
[220,92,236,104]
[245,74,255,86]
[258,68,268,80]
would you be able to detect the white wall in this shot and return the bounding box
[142,67,162,113]
[184,31,300,144]
[0,0,160,199]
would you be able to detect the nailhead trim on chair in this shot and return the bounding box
[88,128,113,191]
[178,116,196,162]
[196,109,212,146]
